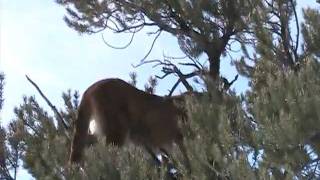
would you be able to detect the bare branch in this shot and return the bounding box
[171,66,193,92]
[112,22,157,33]
[101,31,136,49]
[132,59,164,68]
[290,0,299,61]
[229,74,239,87]
[138,29,162,62]
[161,64,201,94]
[168,79,181,96]
[155,71,173,79]
[25,75,69,132]
[178,62,202,70]
[221,74,239,91]
[133,53,204,95]
[161,54,204,71]
[163,54,188,60]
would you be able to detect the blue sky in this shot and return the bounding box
[0,1,184,121]
[0,0,247,125]
[0,0,318,179]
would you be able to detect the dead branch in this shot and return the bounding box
[157,61,202,95]
[25,75,69,131]
[133,59,161,69]
[101,31,136,49]
[138,29,162,62]
[290,0,299,61]
[153,60,194,89]
[171,66,193,92]
[221,74,239,91]
[133,53,204,95]
[178,62,202,71]
[168,79,181,96]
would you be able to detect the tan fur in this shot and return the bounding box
[69,78,189,167]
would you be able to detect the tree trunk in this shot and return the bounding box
[207,43,222,81]
[206,39,227,81]
[209,56,220,81]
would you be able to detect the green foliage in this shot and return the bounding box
[180,90,256,179]
[5,91,168,179]
[246,58,320,178]
[1,0,320,179]
[0,122,24,180]
[13,95,73,179]
[0,73,4,111]
[2,58,320,179]
[0,73,24,180]
[65,142,166,180]
[235,0,301,77]
[302,8,320,58]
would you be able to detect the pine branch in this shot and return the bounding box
[25,75,70,132]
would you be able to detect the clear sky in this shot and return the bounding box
[0,0,318,179]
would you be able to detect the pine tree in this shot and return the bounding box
[0,73,24,180]
[1,0,320,179]
[246,58,320,179]
[0,73,4,111]
[56,0,257,87]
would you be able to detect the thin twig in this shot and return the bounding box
[132,59,163,68]
[178,62,202,71]
[25,75,69,131]
[21,119,42,137]
[138,29,162,62]
[229,74,239,87]
[101,30,136,49]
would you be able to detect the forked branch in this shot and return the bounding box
[133,55,204,95]
[221,74,239,91]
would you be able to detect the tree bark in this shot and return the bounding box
[206,42,224,81]
[209,55,221,81]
